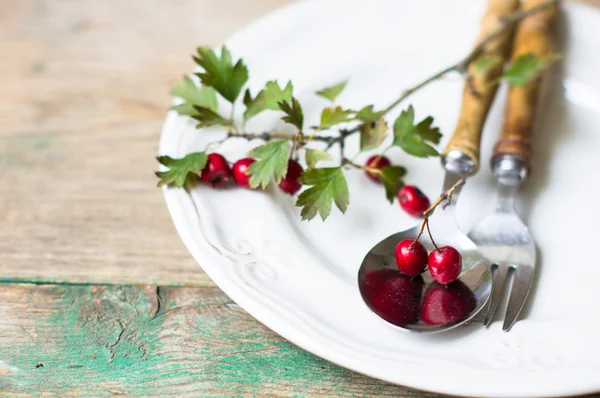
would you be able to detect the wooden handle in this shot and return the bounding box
[493,0,558,171]
[443,0,519,173]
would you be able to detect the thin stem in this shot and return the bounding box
[339,137,345,165]
[204,135,229,151]
[343,158,377,173]
[410,178,465,249]
[425,220,440,252]
[228,131,338,145]
[289,131,304,160]
[229,105,238,133]
[382,64,457,115]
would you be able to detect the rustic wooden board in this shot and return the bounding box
[0,0,291,286]
[0,283,448,397]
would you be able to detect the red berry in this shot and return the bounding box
[428,246,462,284]
[421,281,476,325]
[394,239,428,276]
[200,153,232,187]
[398,185,430,217]
[232,158,255,188]
[279,159,303,195]
[360,269,423,326]
[365,155,391,182]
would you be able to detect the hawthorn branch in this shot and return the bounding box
[217,0,556,154]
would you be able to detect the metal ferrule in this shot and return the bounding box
[492,155,529,186]
[442,150,477,176]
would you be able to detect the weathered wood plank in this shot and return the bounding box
[0,0,291,286]
[0,283,447,397]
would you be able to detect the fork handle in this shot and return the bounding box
[492,0,558,176]
[443,0,519,175]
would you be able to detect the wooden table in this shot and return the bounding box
[1,0,598,396]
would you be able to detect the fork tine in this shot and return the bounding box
[502,266,534,331]
[484,265,510,327]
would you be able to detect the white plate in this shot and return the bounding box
[159,1,600,396]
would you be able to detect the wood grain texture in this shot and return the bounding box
[493,0,557,170]
[443,0,519,173]
[0,0,292,286]
[0,283,444,397]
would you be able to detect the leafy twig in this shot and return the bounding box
[159,0,558,222]
[229,0,557,152]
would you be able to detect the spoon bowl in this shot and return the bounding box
[358,204,492,334]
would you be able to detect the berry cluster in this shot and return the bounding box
[199,153,303,195]
[395,239,462,285]
[198,152,434,219]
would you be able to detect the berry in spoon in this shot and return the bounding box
[428,246,462,284]
[395,239,428,276]
[421,281,476,325]
[360,269,423,325]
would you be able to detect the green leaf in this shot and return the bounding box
[415,116,442,144]
[243,81,294,121]
[305,149,331,169]
[359,120,388,151]
[473,54,502,74]
[316,80,347,102]
[501,52,561,87]
[247,140,290,188]
[318,106,355,129]
[397,135,439,158]
[193,46,249,103]
[393,105,415,138]
[380,166,406,203]
[392,105,441,158]
[355,105,385,122]
[155,152,208,188]
[171,76,218,116]
[278,98,304,131]
[296,167,349,221]
[191,106,231,128]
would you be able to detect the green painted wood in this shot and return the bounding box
[0,283,445,397]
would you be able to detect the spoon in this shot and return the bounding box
[358,0,521,333]
[357,173,492,333]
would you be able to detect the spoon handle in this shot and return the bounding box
[492,0,558,175]
[443,0,519,175]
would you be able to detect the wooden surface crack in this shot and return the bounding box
[108,320,125,364]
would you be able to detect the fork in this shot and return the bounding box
[468,0,557,331]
